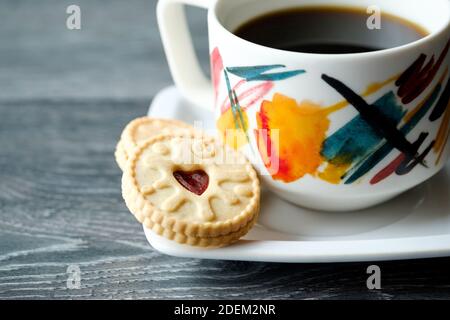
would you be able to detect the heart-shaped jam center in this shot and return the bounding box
[173,170,209,196]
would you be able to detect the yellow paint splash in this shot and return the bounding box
[362,74,400,96]
[318,162,352,184]
[216,107,249,150]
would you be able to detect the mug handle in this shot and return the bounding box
[157,0,213,110]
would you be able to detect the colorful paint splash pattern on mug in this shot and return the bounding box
[212,42,450,185]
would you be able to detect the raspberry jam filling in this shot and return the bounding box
[173,170,209,196]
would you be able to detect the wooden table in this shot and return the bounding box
[1,0,449,300]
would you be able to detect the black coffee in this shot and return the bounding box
[234,6,429,54]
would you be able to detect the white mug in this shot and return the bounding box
[158,0,450,211]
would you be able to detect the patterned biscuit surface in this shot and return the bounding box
[122,117,194,155]
[122,133,260,241]
[115,117,195,171]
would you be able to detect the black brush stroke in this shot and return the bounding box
[396,139,435,175]
[394,132,428,175]
[322,74,421,163]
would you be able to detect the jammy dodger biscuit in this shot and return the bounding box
[121,133,260,247]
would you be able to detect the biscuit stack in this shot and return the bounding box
[116,117,260,247]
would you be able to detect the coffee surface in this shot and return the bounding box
[234,6,429,54]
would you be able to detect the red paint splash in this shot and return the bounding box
[254,102,292,180]
[370,153,406,184]
[397,40,450,104]
[220,81,274,114]
[211,47,224,104]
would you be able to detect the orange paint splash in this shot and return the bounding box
[256,93,330,183]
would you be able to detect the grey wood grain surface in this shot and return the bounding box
[1,0,450,300]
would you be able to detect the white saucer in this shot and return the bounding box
[144,86,450,263]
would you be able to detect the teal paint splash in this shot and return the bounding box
[344,82,443,184]
[223,70,241,130]
[223,69,253,151]
[226,65,305,82]
[321,92,406,166]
